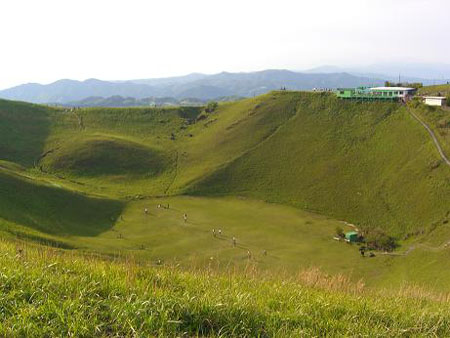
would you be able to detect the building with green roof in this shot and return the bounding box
[335,87,416,102]
[345,231,359,243]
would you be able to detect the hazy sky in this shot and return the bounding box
[1,0,449,89]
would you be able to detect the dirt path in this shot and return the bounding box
[381,238,450,257]
[72,109,85,130]
[408,107,450,167]
[164,151,179,195]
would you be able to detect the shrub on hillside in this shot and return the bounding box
[408,97,422,108]
[335,226,345,238]
[196,102,219,122]
[196,112,208,122]
[205,101,218,113]
[362,228,397,252]
[437,118,450,128]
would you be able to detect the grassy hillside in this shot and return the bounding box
[189,93,450,237]
[171,92,303,192]
[1,93,450,293]
[29,93,303,197]
[0,169,123,237]
[418,84,450,97]
[1,239,450,336]
[47,196,364,275]
[409,101,450,156]
[0,99,54,167]
[41,135,170,177]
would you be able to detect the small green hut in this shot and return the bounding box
[345,231,359,243]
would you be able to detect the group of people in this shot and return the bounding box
[211,229,222,237]
[143,203,268,260]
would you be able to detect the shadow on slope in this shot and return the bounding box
[0,170,124,236]
[0,99,52,167]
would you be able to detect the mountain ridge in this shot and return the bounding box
[0,70,384,104]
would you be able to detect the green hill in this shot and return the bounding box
[409,99,450,156]
[1,93,450,292]
[189,93,450,237]
[0,99,53,167]
[418,84,450,97]
[0,169,123,237]
[41,135,170,177]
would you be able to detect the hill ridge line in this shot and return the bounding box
[184,98,302,190]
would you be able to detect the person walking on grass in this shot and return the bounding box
[232,237,236,247]
[144,208,148,214]
[218,229,222,236]
[359,246,366,257]
[212,229,216,237]
[183,213,188,223]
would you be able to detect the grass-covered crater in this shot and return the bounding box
[41,135,170,177]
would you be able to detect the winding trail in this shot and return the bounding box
[71,109,85,130]
[407,107,450,167]
[381,239,450,257]
[164,151,179,195]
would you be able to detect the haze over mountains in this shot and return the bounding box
[1,64,449,105]
[305,62,450,83]
[0,70,384,104]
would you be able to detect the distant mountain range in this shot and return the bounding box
[0,70,384,104]
[62,95,243,108]
[2,65,449,105]
[305,62,450,83]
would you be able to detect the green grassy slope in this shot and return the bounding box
[28,106,199,196]
[0,99,53,167]
[189,93,450,237]
[0,169,123,236]
[1,239,450,336]
[69,106,201,144]
[26,93,303,197]
[41,135,170,177]
[0,191,448,290]
[410,101,450,157]
[418,84,450,97]
[62,196,364,274]
[1,94,450,291]
[170,92,303,192]
[1,93,450,238]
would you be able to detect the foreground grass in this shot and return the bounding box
[1,239,450,336]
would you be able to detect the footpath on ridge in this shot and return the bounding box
[407,107,450,167]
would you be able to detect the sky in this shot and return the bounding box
[0,0,449,89]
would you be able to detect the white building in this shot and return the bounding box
[423,96,447,107]
[369,87,416,100]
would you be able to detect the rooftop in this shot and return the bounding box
[370,87,415,91]
[423,96,447,100]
